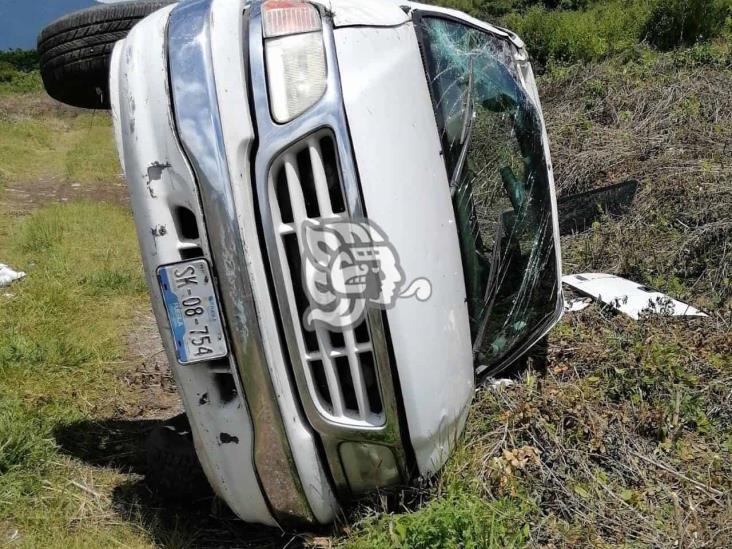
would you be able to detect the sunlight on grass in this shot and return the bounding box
[0,110,118,185]
[344,489,532,548]
[0,202,152,546]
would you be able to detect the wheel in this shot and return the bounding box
[144,413,212,501]
[37,1,174,109]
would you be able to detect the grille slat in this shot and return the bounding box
[267,130,385,427]
[308,139,334,216]
[305,343,373,361]
[343,329,370,421]
[314,327,346,416]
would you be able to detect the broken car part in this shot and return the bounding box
[557,179,639,235]
[564,296,592,313]
[40,0,564,528]
[562,273,708,320]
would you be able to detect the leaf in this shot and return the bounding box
[620,489,634,502]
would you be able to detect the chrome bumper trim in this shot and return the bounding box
[167,0,314,525]
[247,0,409,493]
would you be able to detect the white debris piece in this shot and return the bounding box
[564,296,592,313]
[0,264,26,287]
[562,273,708,320]
[488,378,516,389]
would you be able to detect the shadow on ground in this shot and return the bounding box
[53,418,310,548]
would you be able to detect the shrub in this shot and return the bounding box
[504,1,651,66]
[0,67,43,94]
[0,49,39,72]
[0,50,42,93]
[0,61,15,83]
[643,0,731,50]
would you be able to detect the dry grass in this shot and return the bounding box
[339,50,731,548]
[543,52,732,312]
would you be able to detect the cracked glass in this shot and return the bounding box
[419,16,560,372]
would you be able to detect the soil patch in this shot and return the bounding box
[118,311,182,419]
[0,177,129,215]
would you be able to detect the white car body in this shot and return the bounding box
[110,0,562,527]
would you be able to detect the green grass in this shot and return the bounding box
[0,202,152,547]
[500,0,732,67]
[0,68,43,95]
[503,0,652,65]
[344,489,533,548]
[0,110,119,185]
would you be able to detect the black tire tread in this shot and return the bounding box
[40,32,129,68]
[38,2,170,47]
[37,1,173,109]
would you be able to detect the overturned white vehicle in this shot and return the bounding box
[39,0,563,527]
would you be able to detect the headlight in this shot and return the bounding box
[262,1,326,123]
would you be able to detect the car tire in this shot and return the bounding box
[37,1,174,109]
[144,413,212,501]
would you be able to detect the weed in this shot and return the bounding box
[501,0,732,67]
[503,1,652,66]
[344,489,532,548]
[643,0,732,50]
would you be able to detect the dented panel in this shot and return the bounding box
[109,5,275,526]
[335,23,474,476]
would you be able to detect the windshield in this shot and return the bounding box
[417,16,560,371]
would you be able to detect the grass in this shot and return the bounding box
[0,108,119,185]
[501,0,732,67]
[0,201,153,547]
[503,0,652,65]
[0,69,42,96]
[1,6,731,547]
[344,489,533,548]
[543,50,732,309]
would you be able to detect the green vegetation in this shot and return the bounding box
[504,0,653,64]
[0,111,119,185]
[0,202,151,546]
[0,49,42,94]
[0,49,40,72]
[346,489,533,548]
[432,0,732,66]
[510,0,732,65]
[644,0,731,50]
[1,1,730,546]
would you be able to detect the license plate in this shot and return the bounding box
[157,259,228,364]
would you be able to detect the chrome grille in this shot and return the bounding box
[267,130,384,427]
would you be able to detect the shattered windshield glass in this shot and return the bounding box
[418,16,560,371]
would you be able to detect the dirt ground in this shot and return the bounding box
[0,177,129,215]
[121,313,183,419]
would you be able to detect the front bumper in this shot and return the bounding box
[112,0,339,527]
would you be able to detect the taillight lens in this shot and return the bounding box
[262,0,326,123]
